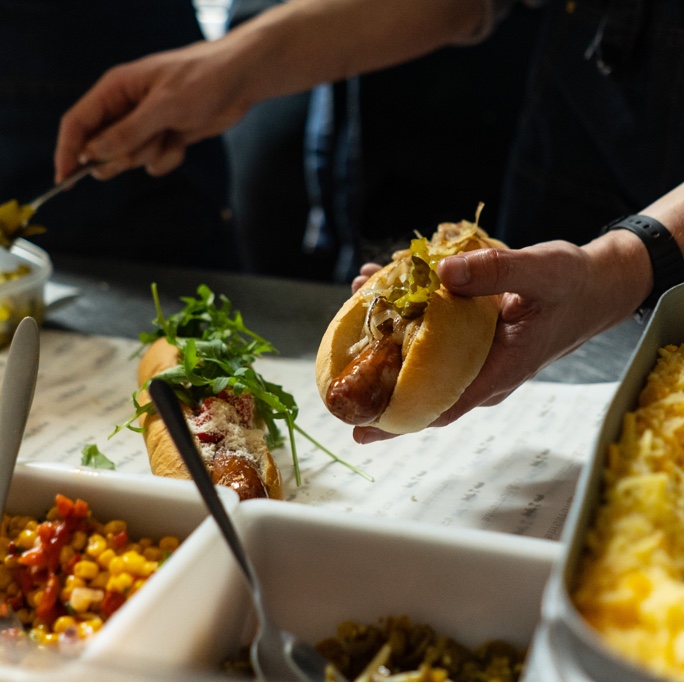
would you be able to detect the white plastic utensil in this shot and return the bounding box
[0,317,40,515]
[148,378,345,682]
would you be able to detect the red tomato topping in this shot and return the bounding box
[101,590,126,618]
[36,575,59,622]
[111,530,128,550]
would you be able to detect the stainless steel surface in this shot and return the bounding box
[0,317,40,514]
[148,379,342,682]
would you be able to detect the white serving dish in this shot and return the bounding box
[113,497,559,678]
[0,462,560,680]
[0,461,233,681]
[525,283,684,682]
[0,240,52,349]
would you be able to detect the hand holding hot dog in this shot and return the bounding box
[351,229,653,444]
[316,216,507,436]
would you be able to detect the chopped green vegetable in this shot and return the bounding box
[389,205,489,319]
[390,237,442,318]
[81,444,116,470]
[0,200,45,250]
[113,283,371,486]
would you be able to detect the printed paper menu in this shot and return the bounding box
[1,330,617,541]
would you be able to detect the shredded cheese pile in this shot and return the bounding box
[573,343,684,680]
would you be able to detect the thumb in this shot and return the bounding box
[436,246,550,298]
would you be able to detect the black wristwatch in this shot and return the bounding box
[600,214,684,318]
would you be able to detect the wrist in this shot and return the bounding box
[599,214,684,318]
[582,228,652,326]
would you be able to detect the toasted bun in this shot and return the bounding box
[137,338,283,499]
[315,221,503,434]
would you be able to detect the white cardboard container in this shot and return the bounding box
[0,461,228,681]
[0,463,560,681]
[110,497,559,678]
[525,283,684,682]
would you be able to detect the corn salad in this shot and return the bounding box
[0,494,179,651]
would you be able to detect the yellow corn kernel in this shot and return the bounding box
[0,564,13,590]
[53,615,77,633]
[0,537,11,556]
[90,570,110,589]
[143,546,163,562]
[131,578,146,594]
[28,626,47,644]
[60,545,77,567]
[88,616,104,632]
[71,530,88,551]
[42,632,60,647]
[5,581,20,597]
[103,520,126,536]
[3,555,19,570]
[76,622,93,640]
[73,560,100,580]
[138,537,153,550]
[107,572,133,593]
[159,537,179,552]
[86,534,107,558]
[126,543,142,554]
[108,556,125,576]
[64,575,86,592]
[14,528,37,550]
[141,560,158,578]
[27,589,43,609]
[121,551,145,576]
[13,515,36,530]
[97,548,116,570]
[45,507,60,522]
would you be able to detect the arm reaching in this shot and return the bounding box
[54,0,486,182]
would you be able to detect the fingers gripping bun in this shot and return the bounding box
[137,338,283,500]
[316,218,503,434]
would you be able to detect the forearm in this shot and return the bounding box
[225,0,486,106]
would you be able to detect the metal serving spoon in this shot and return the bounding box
[148,379,345,682]
[0,317,40,514]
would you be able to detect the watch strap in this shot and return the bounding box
[600,214,684,314]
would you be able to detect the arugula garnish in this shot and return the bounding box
[111,283,370,486]
[81,444,116,470]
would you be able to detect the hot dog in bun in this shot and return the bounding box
[114,284,302,500]
[137,336,283,501]
[316,210,505,434]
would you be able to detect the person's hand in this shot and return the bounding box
[54,39,249,183]
[351,262,382,293]
[353,234,651,444]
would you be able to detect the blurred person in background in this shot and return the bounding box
[225,0,541,282]
[0,0,237,269]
